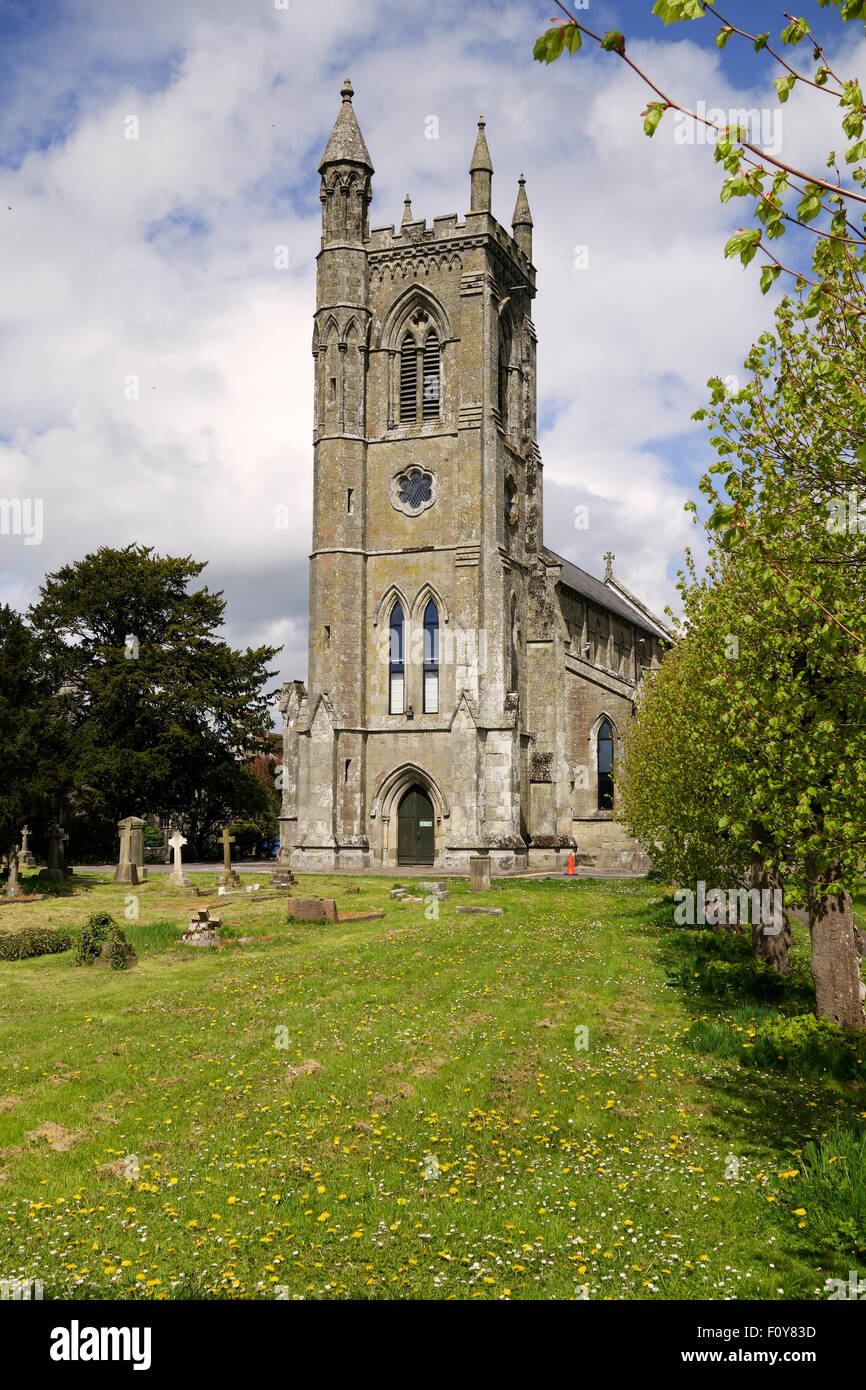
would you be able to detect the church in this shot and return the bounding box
[278,80,671,875]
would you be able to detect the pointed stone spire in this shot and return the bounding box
[512,174,533,258]
[469,116,492,213]
[318,77,374,174]
[402,194,413,225]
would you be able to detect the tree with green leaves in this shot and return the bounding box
[535,1,866,1021]
[620,258,866,1021]
[534,0,866,314]
[695,262,866,1024]
[28,545,280,859]
[0,604,70,863]
[617,559,748,888]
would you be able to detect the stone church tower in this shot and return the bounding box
[279,81,670,874]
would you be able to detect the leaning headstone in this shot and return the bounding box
[218,827,240,889]
[182,908,221,947]
[46,825,69,883]
[167,830,191,888]
[113,820,139,886]
[18,827,36,868]
[469,855,492,892]
[4,851,21,900]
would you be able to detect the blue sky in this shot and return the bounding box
[0,0,861,689]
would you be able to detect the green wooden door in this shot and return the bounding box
[397,787,435,864]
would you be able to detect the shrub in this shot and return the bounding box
[666,952,813,1004]
[743,1013,866,1081]
[105,924,134,970]
[74,911,115,966]
[798,1128,866,1255]
[683,1009,866,1080]
[0,927,74,961]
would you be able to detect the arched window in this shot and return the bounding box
[389,603,405,715]
[400,326,441,424]
[422,331,440,420]
[423,599,439,713]
[597,720,614,810]
[399,333,418,424]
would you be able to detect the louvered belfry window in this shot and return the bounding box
[422,331,440,420]
[399,334,417,423]
[399,324,440,424]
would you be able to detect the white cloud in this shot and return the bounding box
[0,0,859,684]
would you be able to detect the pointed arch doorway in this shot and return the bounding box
[397,785,435,865]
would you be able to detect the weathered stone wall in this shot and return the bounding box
[282,89,664,876]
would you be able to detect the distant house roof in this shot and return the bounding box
[542,548,671,642]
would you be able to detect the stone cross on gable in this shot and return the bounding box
[604,551,615,582]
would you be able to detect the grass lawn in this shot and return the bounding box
[0,869,864,1301]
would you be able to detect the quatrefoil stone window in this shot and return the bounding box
[390,465,438,517]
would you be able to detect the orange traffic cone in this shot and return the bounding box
[567,851,575,875]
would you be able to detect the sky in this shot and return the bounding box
[0,0,861,707]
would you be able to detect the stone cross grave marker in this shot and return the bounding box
[114,816,146,884]
[168,830,191,888]
[113,818,139,885]
[46,825,70,883]
[19,826,36,868]
[219,827,240,888]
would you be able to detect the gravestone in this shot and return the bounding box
[287,898,338,923]
[270,868,297,889]
[469,854,491,892]
[182,908,221,947]
[18,826,36,868]
[218,827,240,889]
[419,881,449,900]
[93,929,138,970]
[46,825,70,883]
[167,830,191,888]
[113,818,139,886]
[4,850,21,899]
[114,817,146,884]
